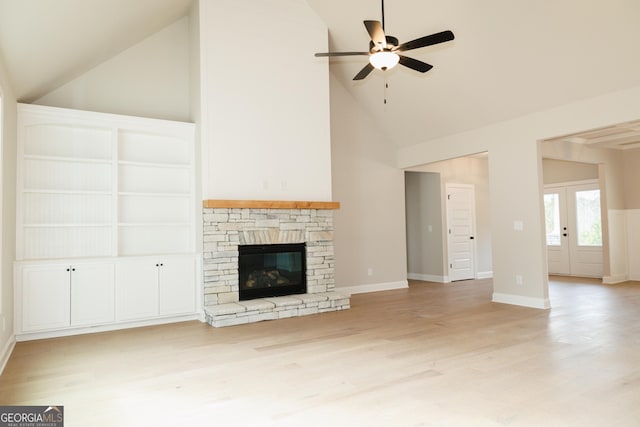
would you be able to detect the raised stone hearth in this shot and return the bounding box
[202,200,350,327]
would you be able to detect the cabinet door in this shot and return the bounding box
[159,256,196,316]
[116,260,159,321]
[70,263,115,326]
[21,265,70,332]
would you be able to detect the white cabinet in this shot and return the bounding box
[117,256,196,321]
[19,262,115,332]
[21,265,70,331]
[70,263,116,326]
[116,260,159,321]
[159,256,197,316]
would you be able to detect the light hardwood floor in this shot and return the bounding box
[1,277,639,426]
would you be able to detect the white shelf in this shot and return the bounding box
[118,223,191,227]
[24,154,112,165]
[118,160,190,169]
[117,192,189,197]
[23,189,112,195]
[24,224,112,228]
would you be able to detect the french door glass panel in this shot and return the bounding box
[575,189,602,247]
[544,193,561,246]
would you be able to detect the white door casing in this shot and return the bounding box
[446,184,476,281]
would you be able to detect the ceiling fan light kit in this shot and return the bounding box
[314,2,454,81]
[369,51,400,70]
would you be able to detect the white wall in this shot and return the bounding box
[0,52,17,372]
[627,210,640,280]
[622,148,640,209]
[397,85,640,308]
[35,16,191,122]
[542,159,599,185]
[330,74,408,294]
[405,172,445,281]
[199,0,332,201]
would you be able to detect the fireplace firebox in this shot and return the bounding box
[238,243,307,300]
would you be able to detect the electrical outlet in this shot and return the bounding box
[516,275,523,285]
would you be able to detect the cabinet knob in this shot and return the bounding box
[66,268,70,272]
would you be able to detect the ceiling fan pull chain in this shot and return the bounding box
[384,80,389,105]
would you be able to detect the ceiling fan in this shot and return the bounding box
[314,1,455,80]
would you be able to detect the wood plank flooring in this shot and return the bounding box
[1,277,639,426]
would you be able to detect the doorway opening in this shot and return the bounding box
[404,152,492,284]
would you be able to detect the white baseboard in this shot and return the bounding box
[603,275,628,284]
[15,314,200,342]
[492,292,551,309]
[407,273,449,283]
[339,280,409,296]
[408,272,493,282]
[628,274,640,282]
[0,335,16,376]
[476,271,493,279]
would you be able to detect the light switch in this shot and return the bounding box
[514,220,524,231]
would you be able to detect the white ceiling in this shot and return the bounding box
[1,0,640,149]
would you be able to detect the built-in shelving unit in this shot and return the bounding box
[15,103,199,341]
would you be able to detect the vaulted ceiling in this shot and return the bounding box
[0,0,192,102]
[2,0,640,149]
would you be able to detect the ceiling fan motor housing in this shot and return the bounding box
[369,35,399,52]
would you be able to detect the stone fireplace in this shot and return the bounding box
[202,200,350,327]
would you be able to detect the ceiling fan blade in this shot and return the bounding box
[364,20,386,48]
[396,30,455,52]
[398,55,433,73]
[353,63,375,80]
[315,52,369,57]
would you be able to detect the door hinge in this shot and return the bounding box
[448,194,451,200]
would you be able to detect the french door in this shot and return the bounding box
[544,182,603,277]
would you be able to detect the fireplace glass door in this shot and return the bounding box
[238,243,306,300]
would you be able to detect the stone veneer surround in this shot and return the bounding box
[202,205,350,327]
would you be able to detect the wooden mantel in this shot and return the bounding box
[202,200,340,210]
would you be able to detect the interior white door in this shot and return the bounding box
[446,184,476,281]
[544,182,603,277]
